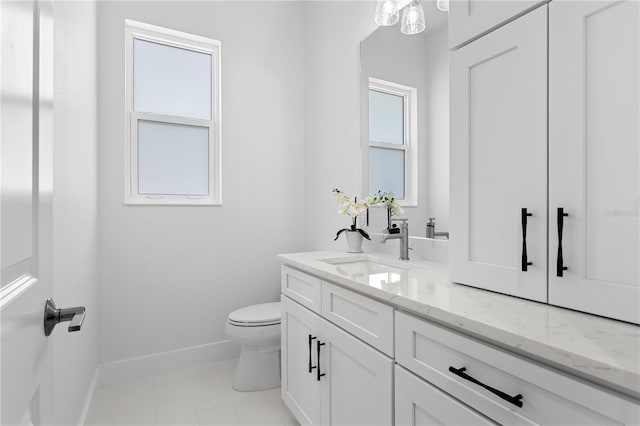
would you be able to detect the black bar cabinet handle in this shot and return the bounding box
[449,366,523,408]
[316,341,326,381]
[557,208,569,277]
[308,335,317,373]
[521,208,533,271]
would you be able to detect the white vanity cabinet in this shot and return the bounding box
[280,260,639,426]
[281,269,393,426]
[395,311,640,426]
[450,0,640,324]
[547,0,639,324]
[450,5,549,303]
[449,0,547,49]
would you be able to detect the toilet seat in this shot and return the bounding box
[228,302,281,327]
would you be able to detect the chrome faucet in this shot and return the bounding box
[381,218,410,260]
[426,217,449,240]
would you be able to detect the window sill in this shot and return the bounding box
[124,196,222,206]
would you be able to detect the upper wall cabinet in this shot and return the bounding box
[450,6,548,303]
[548,0,639,324]
[451,0,639,324]
[449,0,547,49]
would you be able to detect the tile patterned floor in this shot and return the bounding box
[85,358,299,426]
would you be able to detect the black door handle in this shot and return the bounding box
[449,366,523,408]
[316,341,326,381]
[557,208,569,277]
[44,299,86,336]
[521,208,533,271]
[308,334,317,373]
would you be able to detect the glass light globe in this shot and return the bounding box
[401,0,426,35]
[375,0,400,26]
[437,0,449,12]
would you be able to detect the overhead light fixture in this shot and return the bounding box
[374,0,400,26]
[401,0,426,35]
[437,0,449,12]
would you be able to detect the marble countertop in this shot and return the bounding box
[278,250,640,399]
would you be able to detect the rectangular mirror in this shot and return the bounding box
[360,2,450,237]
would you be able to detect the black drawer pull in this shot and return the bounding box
[317,341,326,381]
[557,208,569,277]
[449,366,523,408]
[308,334,317,373]
[521,208,533,271]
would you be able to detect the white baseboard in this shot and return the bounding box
[98,339,239,387]
[77,365,101,426]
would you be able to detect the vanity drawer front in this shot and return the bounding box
[395,365,497,426]
[321,282,394,356]
[281,266,322,314]
[395,312,639,426]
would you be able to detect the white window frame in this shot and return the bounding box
[366,78,418,206]
[124,19,221,205]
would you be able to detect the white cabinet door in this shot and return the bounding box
[395,366,497,426]
[319,318,393,426]
[548,0,640,324]
[450,6,548,302]
[281,295,322,425]
[449,0,547,49]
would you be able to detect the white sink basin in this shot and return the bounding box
[319,256,410,288]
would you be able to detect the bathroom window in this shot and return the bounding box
[125,20,221,205]
[367,78,417,205]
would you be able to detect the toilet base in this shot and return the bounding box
[233,347,281,392]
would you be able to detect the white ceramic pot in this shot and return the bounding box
[345,231,364,253]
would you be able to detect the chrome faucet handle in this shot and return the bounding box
[391,218,408,230]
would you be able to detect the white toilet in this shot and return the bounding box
[225,302,281,391]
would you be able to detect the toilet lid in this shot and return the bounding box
[228,302,281,326]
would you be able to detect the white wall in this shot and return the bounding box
[97,2,306,365]
[304,1,378,250]
[304,1,449,248]
[52,2,99,424]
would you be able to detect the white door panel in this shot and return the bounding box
[548,0,639,324]
[450,6,548,302]
[1,2,55,424]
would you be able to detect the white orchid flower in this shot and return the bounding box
[347,203,366,217]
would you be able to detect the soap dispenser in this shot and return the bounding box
[426,217,435,239]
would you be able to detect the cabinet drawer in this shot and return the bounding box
[321,282,394,356]
[396,312,640,425]
[281,266,322,314]
[395,365,496,426]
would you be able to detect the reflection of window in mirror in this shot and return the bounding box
[368,78,417,205]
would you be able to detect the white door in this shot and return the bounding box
[394,366,497,426]
[548,0,640,324]
[449,0,546,49]
[1,1,55,425]
[450,6,548,302]
[319,318,392,426]
[281,295,322,425]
